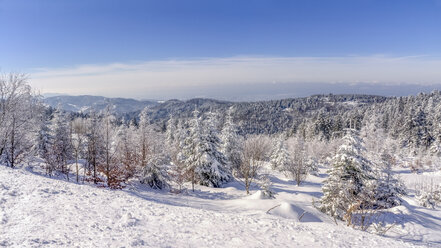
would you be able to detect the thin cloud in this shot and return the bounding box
[29,56,441,99]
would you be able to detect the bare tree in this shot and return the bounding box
[101,106,120,187]
[285,137,308,186]
[238,135,271,194]
[0,73,41,168]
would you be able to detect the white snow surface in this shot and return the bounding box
[0,165,436,247]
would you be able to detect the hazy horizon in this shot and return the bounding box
[41,81,441,102]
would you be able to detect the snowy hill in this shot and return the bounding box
[43,95,158,114]
[0,165,433,247]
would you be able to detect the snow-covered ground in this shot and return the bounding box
[0,164,439,247]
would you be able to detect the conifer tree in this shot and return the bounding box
[270,134,289,171]
[320,128,375,220]
[196,111,231,187]
[220,108,243,173]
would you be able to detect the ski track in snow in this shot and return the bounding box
[0,166,433,248]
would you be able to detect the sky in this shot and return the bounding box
[1,0,441,100]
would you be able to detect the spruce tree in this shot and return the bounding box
[196,111,231,187]
[320,128,375,220]
[220,108,243,173]
[270,134,289,171]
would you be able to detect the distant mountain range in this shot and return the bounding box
[44,94,389,135]
[43,95,158,114]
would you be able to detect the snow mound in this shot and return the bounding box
[120,212,139,227]
[247,190,266,199]
[247,190,272,200]
[269,202,322,222]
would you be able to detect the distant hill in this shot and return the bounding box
[44,94,389,135]
[43,95,158,114]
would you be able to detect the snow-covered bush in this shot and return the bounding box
[416,183,441,209]
[259,175,276,199]
[373,152,406,209]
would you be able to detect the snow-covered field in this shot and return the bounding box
[0,164,440,247]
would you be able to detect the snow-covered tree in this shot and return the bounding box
[135,108,170,189]
[220,108,243,173]
[71,117,87,182]
[416,185,440,209]
[85,111,104,184]
[179,110,232,189]
[115,122,137,180]
[0,73,41,168]
[140,131,169,189]
[285,137,309,186]
[238,135,271,194]
[166,114,176,145]
[100,105,121,188]
[373,152,406,209]
[36,110,52,168]
[320,128,376,220]
[196,111,231,187]
[48,108,73,179]
[179,110,202,191]
[270,134,289,171]
[136,107,151,172]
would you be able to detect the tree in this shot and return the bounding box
[178,110,201,191]
[49,108,73,179]
[195,111,231,187]
[320,129,376,221]
[71,117,87,182]
[0,73,41,168]
[36,111,53,174]
[373,152,406,209]
[270,134,289,171]
[115,122,137,180]
[285,137,309,186]
[86,111,103,184]
[140,132,169,189]
[100,105,120,187]
[238,135,271,194]
[220,107,243,173]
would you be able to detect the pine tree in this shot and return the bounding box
[220,108,243,173]
[270,134,289,171]
[373,152,406,209]
[320,128,375,220]
[141,135,169,189]
[49,108,73,179]
[179,109,202,191]
[115,122,137,180]
[85,111,104,184]
[196,111,231,187]
[136,108,170,189]
[166,114,176,145]
[36,113,52,164]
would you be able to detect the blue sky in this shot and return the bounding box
[1,0,441,99]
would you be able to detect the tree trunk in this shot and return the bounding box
[75,153,79,183]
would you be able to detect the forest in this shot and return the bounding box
[1,73,440,239]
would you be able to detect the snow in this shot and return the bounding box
[1,165,433,247]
